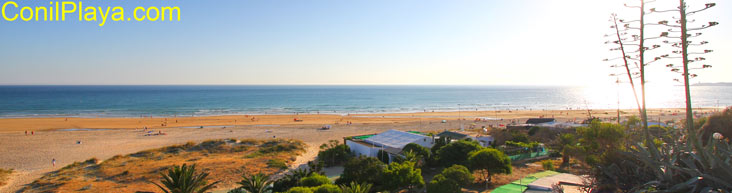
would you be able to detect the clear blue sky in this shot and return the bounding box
[1,0,730,85]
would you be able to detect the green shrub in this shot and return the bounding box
[426,164,472,193]
[382,161,424,191]
[259,140,304,154]
[317,140,352,166]
[267,159,288,169]
[273,168,317,192]
[299,174,331,187]
[402,143,431,160]
[286,186,314,193]
[338,182,372,193]
[510,131,529,143]
[335,156,385,190]
[440,165,473,186]
[227,188,247,193]
[528,126,541,136]
[541,160,554,171]
[376,150,390,164]
[427,175,460,193]
[313,184,342,193]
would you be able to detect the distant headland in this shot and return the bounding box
[693,82,732,86]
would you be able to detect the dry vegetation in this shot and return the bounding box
[20,138,305,193]
[0,168,13,187]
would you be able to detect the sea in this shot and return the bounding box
[0,85,730,118]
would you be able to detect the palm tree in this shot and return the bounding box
[339,182,372,193]
[152,164,220,193]
[238,172,273,193]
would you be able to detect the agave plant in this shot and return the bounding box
[619,130,732,192]
[339,182,372,193]
[238,172,273,193]
[152,164,220,193]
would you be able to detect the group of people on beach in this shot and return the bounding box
[25,130,35,135]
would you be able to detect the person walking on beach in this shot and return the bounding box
[52,158,56,167]
[25,131,28,135]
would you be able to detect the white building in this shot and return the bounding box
[475,135,495,147]
[437,130,494,147]
[345,130,434,162]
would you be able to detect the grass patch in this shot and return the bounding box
[267,159,288,169]
[24,138,306,192]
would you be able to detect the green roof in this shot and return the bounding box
[351,135,375,140]
[407,131,428,136]
[348,131,426,141]
[491,170,560,193]
[491,183,527,193]
[528,170,559,178]
[512,176,538,186]
[436,131,469,139]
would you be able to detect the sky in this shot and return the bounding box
[0,0,730,86]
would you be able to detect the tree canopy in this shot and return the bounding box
[381,161,424,191]
[335,156,385,189]
[436,140,483,167]
[402,143,430,160]
[467,148,511,183]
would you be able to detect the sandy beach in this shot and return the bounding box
[0,108,717,192]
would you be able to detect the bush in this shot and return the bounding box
[376,150,390,164]
[313,184,342,193]
[259,139,305,154]
[528,126,541,136]
[382,161,424,191]
[274,168,317,192]
[267,159,288,169]
[227,188,247,193]
[338,182,372,193]
[427,175,460,193]
[440,165,473,186]
[510,131,529,143]
[541,160,554,171]
[335,156,385,189]
[427,164,473,193]
[549,151,561,158]
[437,140,483,167]
[402,143,431,160]
[700,107,732,144]
[299,174,331,187]
[286,187,314,193]
[317,140,352,166]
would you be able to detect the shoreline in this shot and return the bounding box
[0,108,720,133]
[0,106,723,119]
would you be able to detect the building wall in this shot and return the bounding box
[476,136,495,147]
[346,140,381,157]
